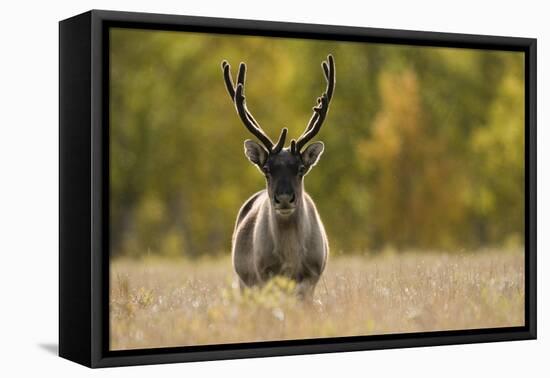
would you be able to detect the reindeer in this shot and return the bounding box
[221,55,335,299]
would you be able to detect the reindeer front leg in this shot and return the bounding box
[296,280,317,301]
[296,252,325,301]
[295,269,321,301]
[255,251,282,285]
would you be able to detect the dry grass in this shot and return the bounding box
[110,250,524,350]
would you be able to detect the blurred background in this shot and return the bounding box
[109,28,525,259]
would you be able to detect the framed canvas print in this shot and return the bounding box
[59,10,537,368]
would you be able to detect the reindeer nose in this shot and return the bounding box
[274,193,295,207]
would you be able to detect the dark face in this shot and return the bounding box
[244,140,324,217]
[263,149,305,216]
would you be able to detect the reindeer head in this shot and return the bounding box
[222,55,335,217]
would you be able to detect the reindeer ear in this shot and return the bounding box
[301,141,324,168]
[244,139,268,166]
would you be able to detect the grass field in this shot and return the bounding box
[110,250,524,350]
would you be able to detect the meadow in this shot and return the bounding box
[110,250,524,350]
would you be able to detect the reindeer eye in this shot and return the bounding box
[262,166,270,175]
[298,165,306,176]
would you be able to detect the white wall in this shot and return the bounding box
[0,0,546,376]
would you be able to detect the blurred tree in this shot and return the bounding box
[358,69,465,249]
[468,56,525,247]
[109,28,525,258]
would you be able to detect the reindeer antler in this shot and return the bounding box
[293,54,335,153]
[222,61,287,154]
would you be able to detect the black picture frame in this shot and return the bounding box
[59,9,537,368]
